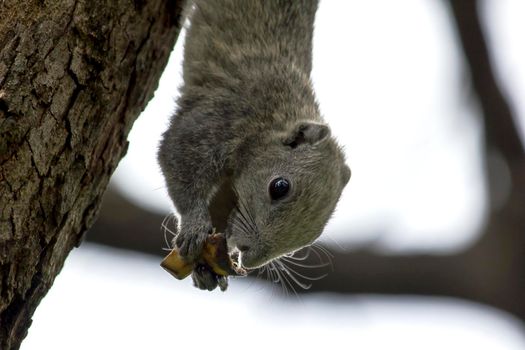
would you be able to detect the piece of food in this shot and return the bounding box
[161,233,246,281]
[200,233,246,277]
[160,248,193,280]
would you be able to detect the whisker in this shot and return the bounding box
[275,260,312,290]
[279,259,328,282]
[272,263,290,296]
[233,187,259,235]
[310,244,334,271]
[256,266,265,279]
[235,212,255,237]
[264,265,279,299]
[285,249,310,261]
[161,221,178,237]
[284,248,311,261]
[262,264,270,281]
[325,234,347,252]
[313,242,334,258]
[238,203,258,236]
[234,186,255,224]
[161,212,177,250]
[281,256,330,269]
[268,261,285,294]
[233,201,258,238]
[231,216,251,236]
[274,261,299,296]
[267,262,280,284]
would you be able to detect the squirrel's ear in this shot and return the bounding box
[341,164,351,186]
[284,122,331,148]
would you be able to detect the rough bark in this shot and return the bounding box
[0,0,183,348]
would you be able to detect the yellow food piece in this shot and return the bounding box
[161,233,245,280]
[160,248,193,280]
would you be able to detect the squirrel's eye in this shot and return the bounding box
[269,177,290,200]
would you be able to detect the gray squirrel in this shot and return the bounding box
[158,0,350,291]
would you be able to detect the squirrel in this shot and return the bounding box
[158,0,350,291]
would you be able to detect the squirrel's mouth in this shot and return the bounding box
[225,236,249,268]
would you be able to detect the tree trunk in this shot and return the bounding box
[0,0,183,348]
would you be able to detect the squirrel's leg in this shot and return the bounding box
[166,166,219,260]
[175,203,213,260]
[158,116,227,262]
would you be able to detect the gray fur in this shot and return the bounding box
[158,0,350,286]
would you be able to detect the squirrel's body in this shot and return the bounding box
[158,0,350,291]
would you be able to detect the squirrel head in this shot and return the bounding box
[224,120,350,269]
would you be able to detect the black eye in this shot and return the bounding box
[269,177,290,201]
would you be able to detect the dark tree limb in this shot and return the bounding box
[447,0,525,166]
[88,185,169,255]
[0,1,183,348]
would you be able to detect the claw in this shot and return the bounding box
[175,218,213,261]
[192,265,219,291]
[217,275,229,292]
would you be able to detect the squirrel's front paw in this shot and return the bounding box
[175,215,213,261]
[191,264,229,292]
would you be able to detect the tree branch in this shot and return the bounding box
[447,0,524,164]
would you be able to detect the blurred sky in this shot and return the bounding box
[111,0,524,254]
[22,1,525,349]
